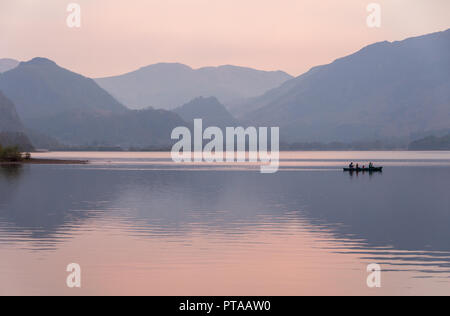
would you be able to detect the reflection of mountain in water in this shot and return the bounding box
[0,165,24,179]
[0,166,120,246]
[281,168,450,273]
[1,164,450,272]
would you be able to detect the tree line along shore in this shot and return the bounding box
[0,145,87,165]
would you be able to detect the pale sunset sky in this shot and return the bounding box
[0,0,449,77]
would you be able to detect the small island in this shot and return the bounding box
[0,145,88,165]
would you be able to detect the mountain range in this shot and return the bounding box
[95,63,293,110]
[0,29,449,149]
[26,108,187,148]
[0,58,188,147]
[241,29,450,142]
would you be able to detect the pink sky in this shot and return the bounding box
[0,0,449,77]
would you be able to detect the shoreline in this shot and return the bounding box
[0,158,88,165]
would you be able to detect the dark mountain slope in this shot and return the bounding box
[174,97,239,127]
[26,108,188,148]
[0,58,126,120]
[0,91,34,150]
[243,29,450,142]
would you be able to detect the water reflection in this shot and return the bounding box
[0,164,24,179]
[0,166,113,249]
[1,153,450,294]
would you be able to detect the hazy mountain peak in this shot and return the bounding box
[0,58,19,73]
[138,62,193,73]
[0,58,18,63]
[190,96,220,103]
[22,57,57,67]
[179,96,225,110]
[174,96,238,127]
[95,63,293,110]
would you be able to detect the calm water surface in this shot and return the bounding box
[1,151,450,295]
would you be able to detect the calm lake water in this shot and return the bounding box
[1,151,450,295]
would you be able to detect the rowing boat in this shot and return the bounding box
[343,167,383,172]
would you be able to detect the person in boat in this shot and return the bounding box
[369,162,374,169]
[349,162,354,169]
[356,163,359,169]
